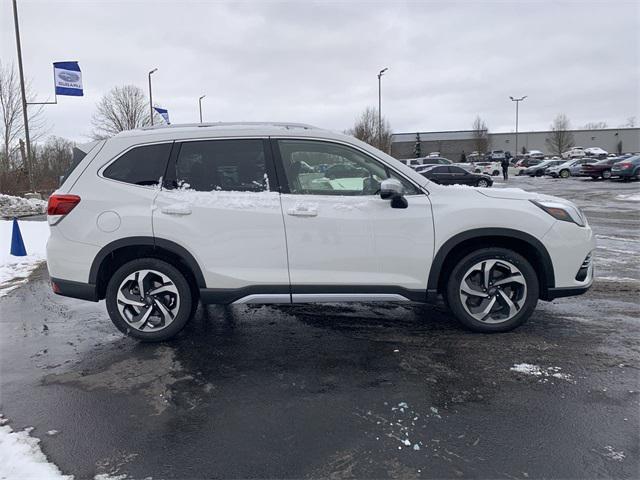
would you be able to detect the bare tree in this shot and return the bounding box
[0,62,46,175]
[345,107,392,152]
[471,115,489,153]
[583,121,608,129]
[91,85,161,139]
[545,113,575,156]
[624,116,636,127]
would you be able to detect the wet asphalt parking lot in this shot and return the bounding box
[1,175,638,479]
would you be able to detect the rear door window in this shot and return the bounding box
[172,139,269,192]
[103,143,172,186]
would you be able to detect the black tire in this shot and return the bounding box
[559,169,570,178]
[602,169,612,179]
[476,179,490,188]
[105,258,193,342]
[445,248,539,333]
[590,176,598,180]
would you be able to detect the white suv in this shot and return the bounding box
[47,123,595,341]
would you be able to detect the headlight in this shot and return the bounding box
[531,200,586,227]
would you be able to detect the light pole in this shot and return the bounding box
[509,95,527,158]
[199,95,206,123]
[377,67,388,150]
[148,68,157,125]
[12,0,34,192]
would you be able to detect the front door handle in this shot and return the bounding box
[287,206,318,217]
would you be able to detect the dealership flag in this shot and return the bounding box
[53,62,83,96]
[154,107,170,124]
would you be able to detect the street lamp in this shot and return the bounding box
[199,95,206,123]
[148,68,158,125]
[509,95,527,158]
[377,67,388,150]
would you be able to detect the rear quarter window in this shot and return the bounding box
[103,143,172,186]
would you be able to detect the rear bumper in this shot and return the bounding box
[50,278,98,302]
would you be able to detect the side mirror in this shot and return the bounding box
[379,178,408,209]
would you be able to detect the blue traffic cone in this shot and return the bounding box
[10,217,27,256]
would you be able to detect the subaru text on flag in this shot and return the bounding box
[46,123,595,341]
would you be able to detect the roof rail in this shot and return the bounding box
[138,121,318,131]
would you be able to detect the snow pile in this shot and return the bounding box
[0,194,47,217]
[0,219,49,297]
[0,415,72,479]
[616,193,640,202]
[603,445,625,461]
[510,363,574,383]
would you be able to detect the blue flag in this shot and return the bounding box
[53,61,83,96]
[154,107,170,124]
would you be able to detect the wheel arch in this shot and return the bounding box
[427,228,555,300]
[89,237,206,300]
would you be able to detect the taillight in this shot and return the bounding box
[48,194,81,216]
[619,163,631,168]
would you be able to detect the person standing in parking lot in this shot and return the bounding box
[501,157,510,181]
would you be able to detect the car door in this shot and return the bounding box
[153,138,290,296]
[428,165,450,184]
[448,165,473,185]
[273,138,434,298]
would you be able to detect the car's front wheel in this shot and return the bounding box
[476,178,490,188]
[105,258,193,341]
[602,169,612,179]
[560,169,570,178]
[445,248,539,332]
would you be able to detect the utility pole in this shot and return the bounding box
[199,95,206,123]
[12,0,34,192]
[377,67,388,150]
[148,68,157,125]
[509,95,527,158]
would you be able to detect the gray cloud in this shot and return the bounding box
[1,0,638,143]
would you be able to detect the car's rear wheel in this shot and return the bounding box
[560,169,570,178]
[476,178,490,188]
[446,248,539,333]
[106,258,193,341]
[492,170,500,176]
[602,169,612,179]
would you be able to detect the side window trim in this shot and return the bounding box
[270,137,424,196]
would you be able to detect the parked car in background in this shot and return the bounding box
[584,147,608,159]
[472,161,502,176]
[403,156,452,168]
[489,150,506,161]
[562,147,586,159]
[546,158,599,178]
[418,165,493,187]
[580,157,620,179]
[523,159,566,176]
[611,155,640,180]
[527,150,545,160]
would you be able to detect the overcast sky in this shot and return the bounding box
[1,0,638,142]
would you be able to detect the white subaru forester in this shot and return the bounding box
[47,123,595,341]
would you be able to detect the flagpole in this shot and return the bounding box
[148,68,157,126]
[11,0,34,192]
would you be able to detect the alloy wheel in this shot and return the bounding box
[602,170,612,179]
[459,259,527,324]
[116,269,180,332]
[477,179,489,187]
[560,169,570,178]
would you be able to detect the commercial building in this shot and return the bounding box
[391,127,640,161]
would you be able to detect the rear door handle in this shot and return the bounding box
[160,204,192,216]
[287,206,318,217]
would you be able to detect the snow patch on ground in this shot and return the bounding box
[603,445,625,461]
[0,219,49,297]
[0,414,72,479]
[0,193,46,217]
[510,363,574,383]
[616,193,640,202]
